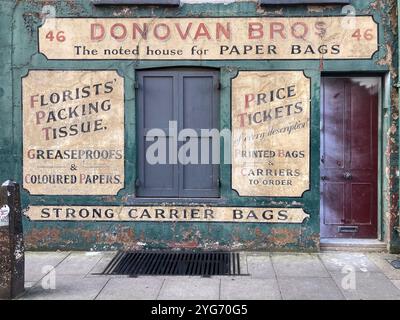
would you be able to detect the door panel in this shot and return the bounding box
[322,182,345,225]
[321,77,379,238]
[322,79,346,169]
[350,80,375,170]
[350,183,373,224]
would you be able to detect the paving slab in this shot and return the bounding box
[271,253,330,278]
[366,253,400,280]
[392,280,400,290]
[239,253,248,275]
[331,272,400,300]
[220,278,281,300]
[246,255,276,279]
[24,282,37,290]
[157,277,220,300]
[55,252,104,276]
[85,252,130,279]
[319,252,381,273]
[245,252,270,257]
[87,252,117,275]
[279,277,345,300]
[25,251,70,282]
[20,275,108,300]
[96,277,164,300]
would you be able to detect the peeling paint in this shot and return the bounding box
[307,5,335,13]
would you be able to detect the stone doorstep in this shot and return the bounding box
[320,239,387,253]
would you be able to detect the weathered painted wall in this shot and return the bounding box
[0,0,398,252]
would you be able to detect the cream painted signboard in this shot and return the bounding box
[38,17,378,60]
[25,206,309,223]
[232,71,310,197]
[22,70,124,195]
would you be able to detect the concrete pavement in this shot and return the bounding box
[19,251,400,300]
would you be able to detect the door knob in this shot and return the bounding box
[343,171,352,180]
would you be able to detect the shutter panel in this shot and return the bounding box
[137,71,179,197]
[179,71,220,197]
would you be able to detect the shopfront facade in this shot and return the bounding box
[1,0,399,252]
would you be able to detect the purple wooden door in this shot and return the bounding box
[321,77,379,238]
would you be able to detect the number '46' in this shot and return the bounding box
[45,31,66,42]
[352,29,374,41]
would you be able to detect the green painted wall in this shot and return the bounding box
[0,0,399,252]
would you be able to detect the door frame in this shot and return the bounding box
[320,73,385,240]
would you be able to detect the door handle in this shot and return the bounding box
[321,176,327,181]
[343,171,352,180]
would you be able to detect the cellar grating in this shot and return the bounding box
[102,251,242,276]
[391,259,400,269]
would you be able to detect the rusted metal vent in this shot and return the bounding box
[102,251,241,276]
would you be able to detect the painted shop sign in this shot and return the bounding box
[38,17,378,60]
[232,71,310,197]
[25,206,309,223]
[22,70,124,195]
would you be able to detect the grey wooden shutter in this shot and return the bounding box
[137,71,179,197]
[179,71,219,197]
[137,69,219,198]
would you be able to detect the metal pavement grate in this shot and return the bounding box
[102,251,242,276]
[390,259,400,269]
